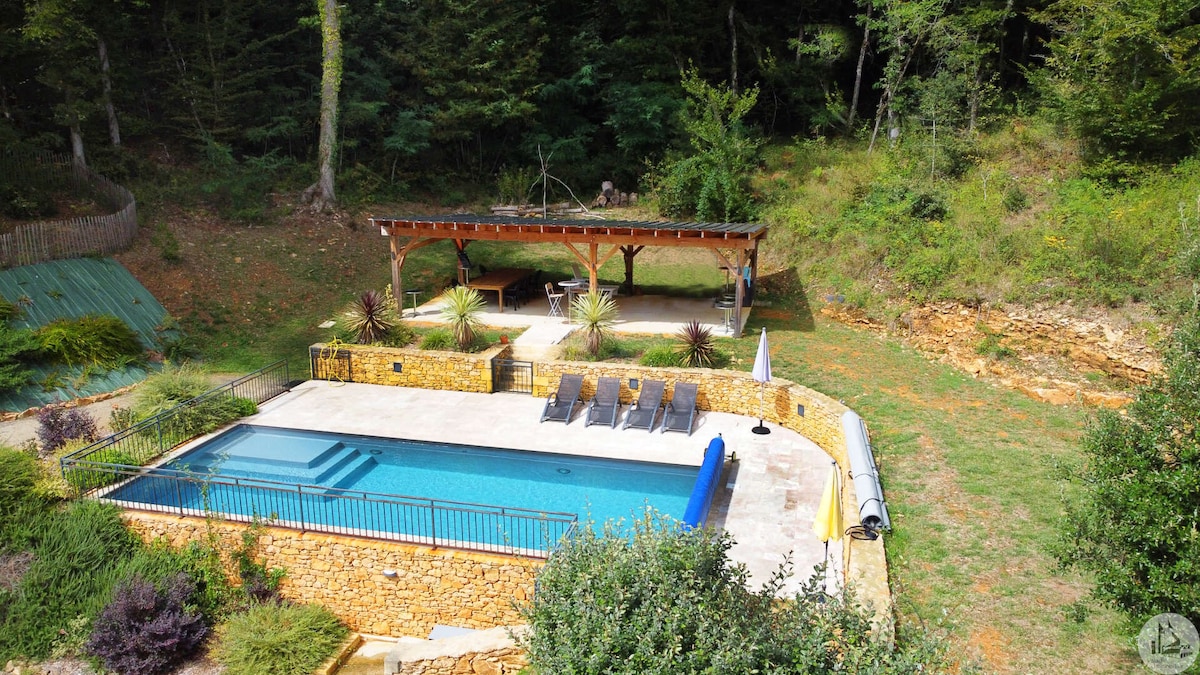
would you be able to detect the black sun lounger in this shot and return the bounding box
[622,379,665,431]
[541,373,584,424]
[661,382,698,435]
[585,376,622,428]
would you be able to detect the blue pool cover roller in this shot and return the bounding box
[681,435,726,529]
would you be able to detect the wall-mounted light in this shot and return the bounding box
[381,569,398,578]
[796,404,805,417]
[393,362,403,373]
[629,378,639,390]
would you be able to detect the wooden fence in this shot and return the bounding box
[0,151,138,268]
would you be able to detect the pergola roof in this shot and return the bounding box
[372,214,767,249]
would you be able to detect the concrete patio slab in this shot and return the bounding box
[245,380,835,596]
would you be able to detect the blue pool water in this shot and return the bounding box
[106,425,698,552]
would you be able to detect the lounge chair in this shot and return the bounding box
[585,377,622,428]
[661,382,698,435]
[622,379,664,431]
[541,373,584,424]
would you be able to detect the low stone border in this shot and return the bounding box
[384,626,527,675]
[316,633,363,675]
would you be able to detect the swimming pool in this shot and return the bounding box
[102,425,699,554]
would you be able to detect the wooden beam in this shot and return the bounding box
[620,245,644,295]
[378,221,763,249]
[597,244,621,269]
[389,236,439,310]
[588,242,599,292]
[734,249,746,338]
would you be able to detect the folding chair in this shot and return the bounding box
[545,282,565,318]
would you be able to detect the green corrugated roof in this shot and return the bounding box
[0,258,168,412]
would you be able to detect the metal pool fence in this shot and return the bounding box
[79,464,578,557]
[61,360,291,488]
[60,359,577,556]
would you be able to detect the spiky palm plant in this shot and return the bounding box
[573,292,618,356]
[439,286,485,351]
[674,320,716,367]
[343,290,395,344]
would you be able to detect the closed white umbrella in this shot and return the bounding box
[751,327,771,435]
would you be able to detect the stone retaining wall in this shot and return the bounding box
[310,343,510,393]
[121,512,539,638]
[317,344,893,631]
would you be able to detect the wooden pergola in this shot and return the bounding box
[371,214,768,337]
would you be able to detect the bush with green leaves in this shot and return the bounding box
[35,314,145,369]
[0,501,140,662]
[572,292,618,357]
[129,363,214,419]
[214,602,348,675]
[85,573,207,675]
[520,514,953,674]
[418,328,455,351]
[1057,311,1200,623]
[639,344,681,368]
[0,447,41,521]
[653,69,762,222]
[438,286,485,351]
[0,324,40,394]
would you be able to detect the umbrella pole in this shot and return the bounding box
[752,380,770,434]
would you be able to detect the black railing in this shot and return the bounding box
[61,361,290,487]
[70,463,577,557]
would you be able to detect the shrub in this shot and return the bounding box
[214,603,348,675]
[341,290,395,344]
[0,183,55,219]
[379,321,416,348]
[438,286,485,351]
[161,396,257,445]
[35,314,145,369]
[673,320,716,368]
[639,345,681,368]
[419,329,455,350]
[0,501,139,662]
[86,573,207,675]
[573,292,618,357]
[36,404,99,453]
[131,363,214,418]
[0,448,41,519]
[520,515,953,673]
[0,324,40,394]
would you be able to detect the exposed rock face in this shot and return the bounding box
[820,301,1164,408]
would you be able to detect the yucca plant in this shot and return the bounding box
[674,320,716,367]
[439,286,485,351]
[343,290,395,344]
[573,292,618,356]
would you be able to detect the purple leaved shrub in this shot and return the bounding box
[87,573,208,675]
[36,404,98,452]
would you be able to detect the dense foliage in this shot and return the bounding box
[341,289,396,344]
[1058,312,1200,623]
[86,573,208,675]
[34,314,145,369]
[520,515,953,673]
[438,286,485,351]
[35,404,99,453]
[4,0,1196,200]
[213,602,348,675]
[572,292,618,357]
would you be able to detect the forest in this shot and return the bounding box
[3,0,1198,201]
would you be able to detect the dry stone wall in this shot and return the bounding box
[310,343,510,393]
[121,512,540,639]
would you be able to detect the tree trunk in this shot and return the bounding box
[65,87,87,169]
[97,38,121,147]
[847,6,871,131]
[728,4,738,94]
[306,0,341,213]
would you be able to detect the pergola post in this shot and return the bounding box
[620,245,643,296]
[734,249,746,338]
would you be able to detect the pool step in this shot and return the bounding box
[320,453,377,494]
[183,444,364,485]
[312,448,368,484]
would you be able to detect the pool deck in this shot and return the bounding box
[249,380,837,596]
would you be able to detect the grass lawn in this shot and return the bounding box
[727,293,1138,674]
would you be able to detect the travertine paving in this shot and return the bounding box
[249,380,834,596]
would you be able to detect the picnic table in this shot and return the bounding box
[466,268,534,311]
